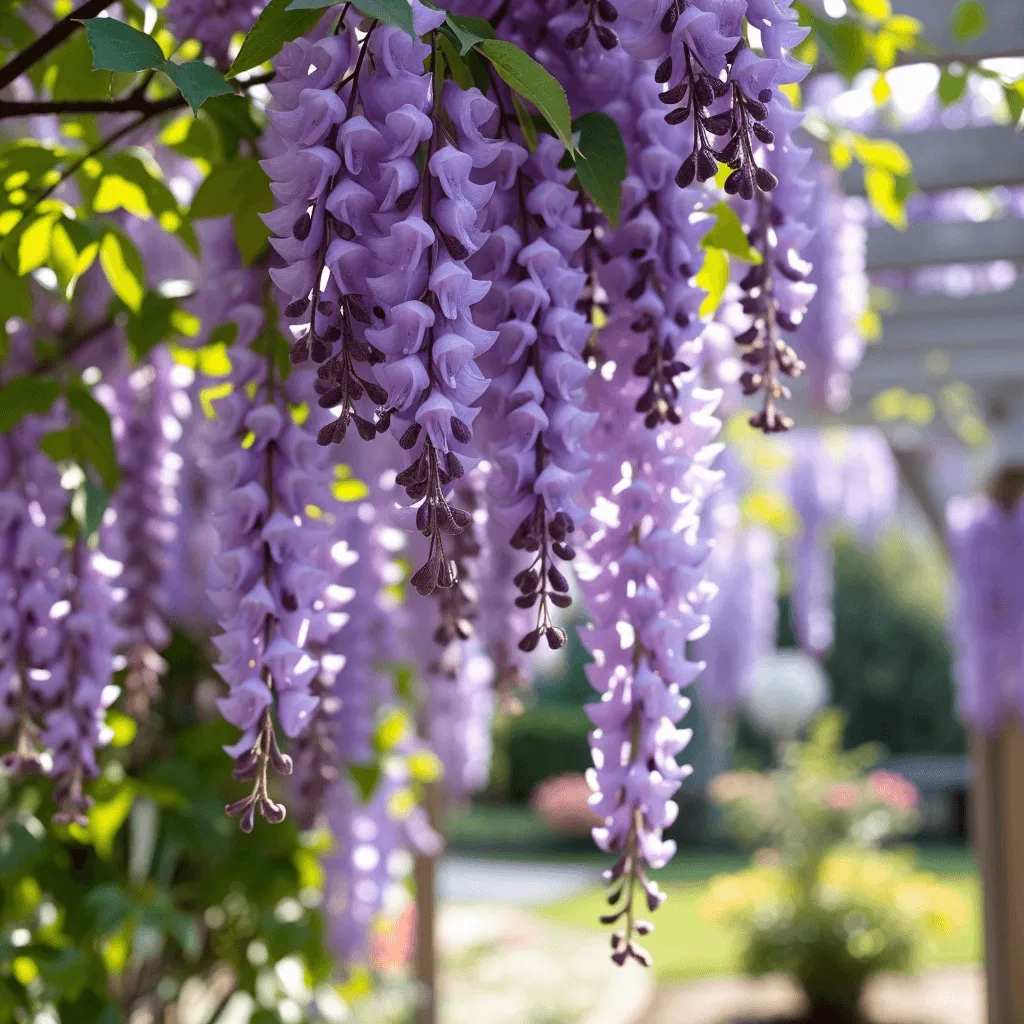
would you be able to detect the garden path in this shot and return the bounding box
[643,968,984,1024]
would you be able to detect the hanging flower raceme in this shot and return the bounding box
[0,416,73,780]
[694,482,778,716]
[205,295,351,830]
[578,323,722,965]
[413,481,496,801]
[45,533,121,826]
[481,134,593,653]
[793,164,868,413]
[780,428,898,656]
[947,494,1024,732]
[263,19,389,447]
[363,54,507,599]
[733,96,816,432]
[601,75,715,429]
[111,350,181,718]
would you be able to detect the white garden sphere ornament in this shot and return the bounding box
[745,649,830,742]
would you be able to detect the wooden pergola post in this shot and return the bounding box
[970,727,1024,1023]
[414,779,442,1024]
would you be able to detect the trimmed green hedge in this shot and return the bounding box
[504,703,593,802]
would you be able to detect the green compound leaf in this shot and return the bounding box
[476,39,573,152]
[159,60,232,114]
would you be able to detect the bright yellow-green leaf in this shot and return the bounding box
[864,165,907,229]
[101,924,133,975]
[850,0,890,18]
[99,231,146,311]
[17,213,57,274]
[696,248,729,318]
[199,382,233,418]
[407,749,442,784]
[87,786,135,860]
[871,73,891,105]
[853,135,911,175]
[830,139,853,171]
[12,957,38,985]
[106,711,138,748]
[333,478,370,502]
[885,14,923,34]
[376,707,409,752]
[94,173,151,217]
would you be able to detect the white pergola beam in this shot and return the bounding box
[867,217,1024,269]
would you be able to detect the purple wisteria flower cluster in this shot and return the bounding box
[578,324,722,963]
[947,493,1024,732]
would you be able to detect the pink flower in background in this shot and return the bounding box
[868,770,919,811]
[370,903,416,972]
[826,782,860,812]
[531,773,602,837]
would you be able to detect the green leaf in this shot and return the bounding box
[16,212,57,275]
[937,67,967,106]
[67,384,121,489]
[511,92,538,152]
[807,13,868,81]
[105,711,138,748]
[127,293,180,360]
[701,201,763,264]
[864,165,907,229]
[437,33,474,90]
[228,0,326,77]
[349,763,383,801]
[159,59,233,114]
[351,0,416,37]
[696,248,729,319]
[0,262,31,319]
[572,112,627,227]
[99,230,146,312]
[950,0,987,41]
[190,157,270,219]
[0,377,62,432]
[80,17,164,73]
[477,39,573,152]
[445,13,494,54]
[74,476,110,539]
[852,135,911,175]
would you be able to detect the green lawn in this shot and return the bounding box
[537,857,982,985]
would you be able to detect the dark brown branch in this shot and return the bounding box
[0,0,117,91]
[0,93,185,119]
[0,68,274,119]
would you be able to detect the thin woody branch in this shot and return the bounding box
[0,0,117,91]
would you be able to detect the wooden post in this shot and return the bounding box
[414,780,442,1024]
[970,725,1024,1024]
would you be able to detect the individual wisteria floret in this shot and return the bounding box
[111,350,181,719]
[578,323,722,965]
[206,302,347,831]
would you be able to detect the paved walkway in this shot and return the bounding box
[438,856,598,907]
[440,904,652,1024]
[644,968,984,1024]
